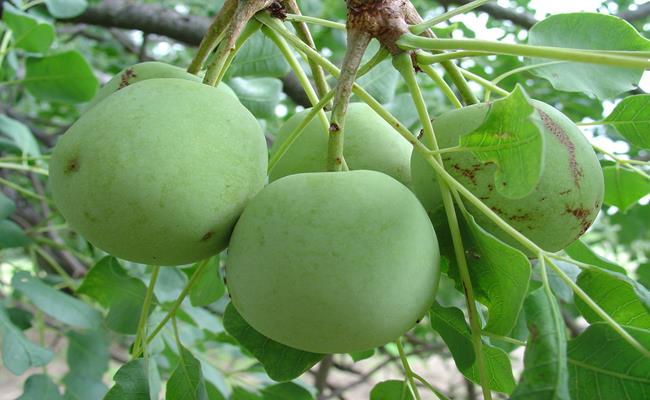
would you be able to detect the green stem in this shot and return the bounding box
[458,68,509,97]
[0,162,49,175]
[482,332,527,347]
[33,237,92,264]
[0,176,54,206]
[411,372,450,400]
[396,338,422,400]
[394,51,492,400]
[485,61,565,101]
[284,14,345,30]
[215,20,261,84]
[0,155,51,162]
[418,64,463,108]
[592,143,650,180]
[133,258,211,358]
[32,245,76,289]
[400,35,650,69]
[132,265,160,358]
[410,0,492,34]
[187,0,237,74]
[544,256,650,358]
[416,50,494,64]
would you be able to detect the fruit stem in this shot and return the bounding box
[418,64,463,109]
[396,337,422,400]
[132,265,160,358]
[457,67,510,97]
[0,162,49,175]
[326,27,371,172]
[591,143,650,180]
[284,13,346,30]
[394,51,493,400]
[485,61,565,101]
[410,0,492,35]
[215,19,262,84]
[187,0,238,74]
[32,245,76,289]
[411,372,450,400]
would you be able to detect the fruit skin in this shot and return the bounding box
[50,78,268,266]
[226,170,440,354]
[87,62,237,110]
[411,100,604,252]
[269,102,412,186]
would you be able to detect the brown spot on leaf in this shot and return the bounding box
[117,67,137,90]
[539,109,583,187]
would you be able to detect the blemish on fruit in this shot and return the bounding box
[539,109,583,187]
[451,163,482,185]
[118,67,137,90]
[559,189,571,195]
[64,158,80,175]
[201,231,214,241]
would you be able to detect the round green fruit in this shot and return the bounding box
[50,78,267,266]
[226,170,440,354]
[87,62,237,109]
[411,100,604,252]
[269,102,412,186]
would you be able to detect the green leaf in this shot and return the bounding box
[604,94,650,149]
[231,387,262,400]
[77,257,155,334]
[62,373,107,400]
[24,50,99,103]
[165,346,208,400]
[261,383,313,400]
[66,330,109,380]
[0,192,16,219]
[0,304,53,375]
[369,380,414,400]
[602,166,650,212]
[357,58,399,104]
[7,307,33,330]
[0,114,41,157]
[228,77,282,118]
[429,303,515,393]
[528,13,650,99]
[463,212,531,336]
[568,323,650,399]
[638,263,650,290]
[185,257,224,307]
[18,374,63,400]
[228,31,290,78]
[223,303,324,382]
[349,348,375,362]
[206,383,226,400]
[104,359,153,400]
[575,268,650,329]
[459,85,544,198]
[45,0,88,18]
[565,240,627,274]
[511,288,570,400]
[0,220,32,248]
[12,271,102,329]
[2,3,55,53]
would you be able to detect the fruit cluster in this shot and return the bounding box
[50,62,603,353]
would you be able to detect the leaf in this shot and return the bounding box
[463,212,531,336]
[565,240,627,274]
[228,77,282,118]
[205,383,226,400]
[0,304,53,375]
[223,303,324,382]
[17,374,63,400]
[104,359,153,400]
[349,348,375,362]
[602,166,650,212]
[568,323,650,399]
[511,288,570,400]
[2,3,55,53]
[0,114,41,158]
[66,330,109,380]
[62,373,107,400]
[44,0,88,18]
[185,257,224,307]
[12,271,102,330]
[0,192,16,219]
[228,31,290,78]
[604,94,650,149]
[0,220,32,248]
[459,85,544,198]
[429,303,516,393]
[77,257,155,334]
[543,260,580,303]
[369,380,414,400]
[639,263,650,290]
[528,13,650,99]
[24,50,99,103]
[7,307,33,330]
[165,346,208,400]
[575,268,650,330]
[261,383,313,400]
[356,58,399,104]
[231,387,262,400]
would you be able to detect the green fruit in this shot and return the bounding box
[411,100,604,252]
[226,170,440,353]
[269,102,412,186]
[87,62,237,109]
[50,78,267,266]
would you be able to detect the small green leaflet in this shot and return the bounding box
[528,13,650,99]
[105,359,153,400]
[12,271,102,330]
[24,50,99,103]
[0,115,41,157]
[261,382,314,400]
[2,3,55,53]
[0,220,32,248]
[165,346,208,400]
[63,330,110,400]
[459,85,545,199]
[0,192,16,219]
[0,304,53,375]
[227,30,290,78]
[429,303,515,393]
[510,288,570,400]
[568,323,650,399]
[228,77,283,119]
[223,303,324,382]
[575,268,650,329]
[349,348,375,362]
[604,94,650,150]
[45,0,88,19]
[369,380,414,400]
[184,256,225,307]
[565,240,627,274]
[17,374,62,400]
[602,166,650,212]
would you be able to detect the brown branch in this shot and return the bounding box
[617,3,650,22]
